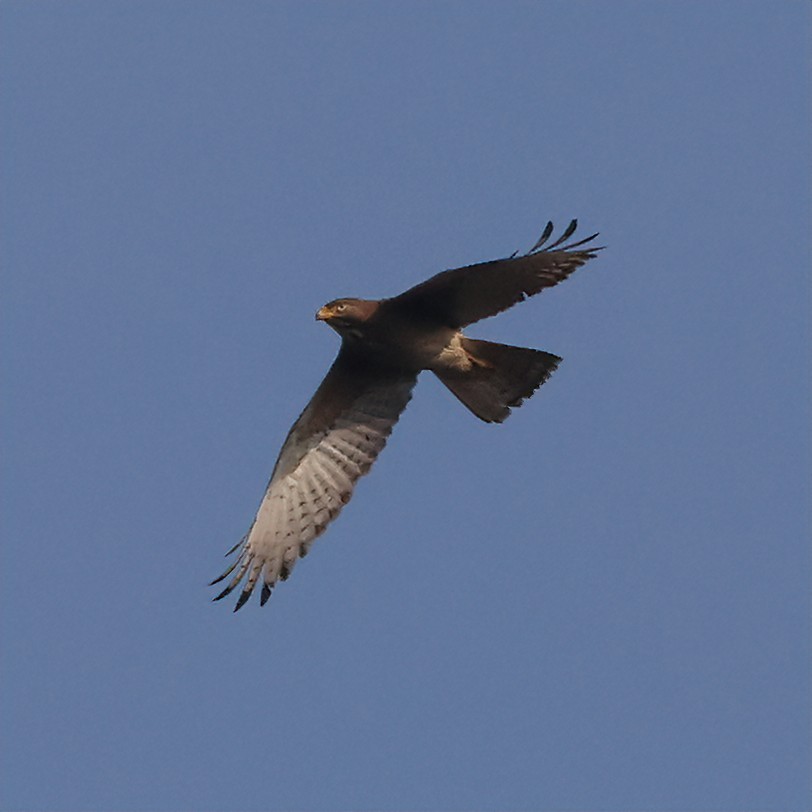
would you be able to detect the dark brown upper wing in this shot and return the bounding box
[211,344,417,611]
[386,220,602,328]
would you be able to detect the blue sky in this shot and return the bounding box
[1,2,809,810]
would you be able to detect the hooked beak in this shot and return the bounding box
[315,305,332,321]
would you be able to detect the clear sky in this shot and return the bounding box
[2,2,809,810]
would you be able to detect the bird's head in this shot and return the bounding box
[316,298,378,336]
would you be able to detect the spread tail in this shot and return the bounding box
[433,337,561,423]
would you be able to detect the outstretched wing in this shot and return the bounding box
[212,346,417,611]
[387,220,602,328]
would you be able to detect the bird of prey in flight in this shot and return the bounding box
[212,219,602,610]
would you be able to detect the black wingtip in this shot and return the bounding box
[562,231,602,251]
[544,219,579,251]
[209,555,240,586]
[224,534,247,557]
[260,583,273,606]
[212,583,235,602]
[209,570,229,587]
[233,590,251,612]
[524,218,608,258]
[528,220,555,252]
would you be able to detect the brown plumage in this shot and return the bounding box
[212,219,602,610]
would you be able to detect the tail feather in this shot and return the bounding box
[433,337,560,423]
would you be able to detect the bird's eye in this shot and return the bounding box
[335,303,346,312]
